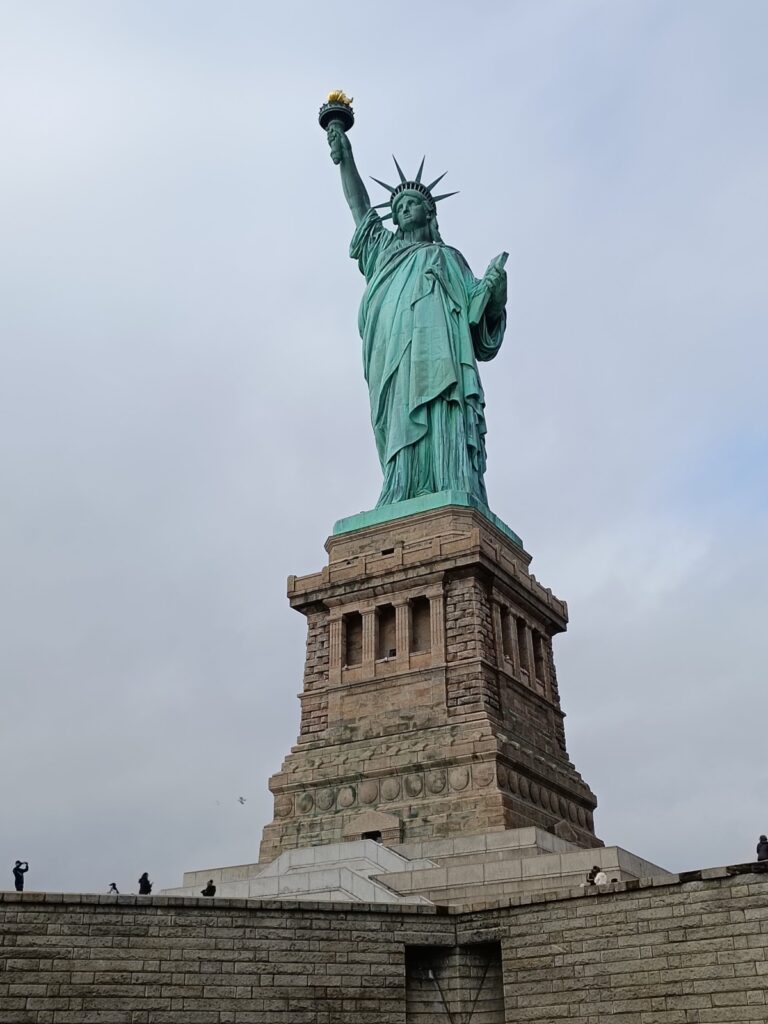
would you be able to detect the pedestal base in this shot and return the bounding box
[333,490,524,549]
[261,504,601,863]
[165,829,670,906]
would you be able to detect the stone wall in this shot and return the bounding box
[0,894,447,1023]
[462,865,768,1022]
[2,866,766,1022]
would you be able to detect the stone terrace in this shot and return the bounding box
[1,863,766,1022]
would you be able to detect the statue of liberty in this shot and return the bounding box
[321,95,508,509]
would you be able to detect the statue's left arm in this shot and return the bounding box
[472,262,508,361]
[484,263,507,331]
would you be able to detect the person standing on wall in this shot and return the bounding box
[12,861,29,892]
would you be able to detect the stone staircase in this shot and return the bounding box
[163,828,670,908]
[162,839,436,905]
[379,827,670,905]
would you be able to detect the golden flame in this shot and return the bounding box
[327,90,353,106]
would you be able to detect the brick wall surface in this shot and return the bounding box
[445,577,495,666]
[544,637,567,755]
[302,610,330,693]
[461,867,768,1024]
[1,868,766,1023]
[0,896,449,1024]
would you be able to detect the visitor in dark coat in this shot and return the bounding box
[12,861,29,892]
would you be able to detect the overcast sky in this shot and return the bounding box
[1,0,766,894]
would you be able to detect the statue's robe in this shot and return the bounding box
[351,209,505,506]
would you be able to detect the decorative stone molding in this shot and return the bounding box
[449,767,470,791]
[381,777,401,801]
[337,786,356,809]
[359,780,379,805]
[316,788,336,811]
[362,611,375,673]
[296,792,314,813]
[404,774,424,797]
[473,763,495,788]
[341,810,402,843]
[274,795,293,818]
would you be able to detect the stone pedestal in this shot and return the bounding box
[259,505,601,863]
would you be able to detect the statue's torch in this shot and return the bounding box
[319,90,354,164]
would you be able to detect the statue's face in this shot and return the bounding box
[393,192,430,230]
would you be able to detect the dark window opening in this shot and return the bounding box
[343,611,363,667]
[516,618,529,674]
[410,596,432,653]
[376,604,397,660]
[362,830,382,842]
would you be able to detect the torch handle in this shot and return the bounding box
[326,119,347,164]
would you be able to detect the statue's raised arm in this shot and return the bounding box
[327,123,370,227]
[318,91,509,512]
[319,92,370,227]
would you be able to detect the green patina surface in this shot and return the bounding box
[332,490,523,549]
[323,101,511,513]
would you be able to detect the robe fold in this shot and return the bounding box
[350,209,505,507]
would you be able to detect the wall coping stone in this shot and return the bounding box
[3,861,765,916]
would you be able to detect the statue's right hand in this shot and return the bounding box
[327,123,350,165]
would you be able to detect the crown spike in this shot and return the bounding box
[433,191,459,203]
[425,171,447,192]
[371,176,395,193]
[415,156,426,183]
[372,201,392,210]
[380,212,394,221]
[392,155,407,183]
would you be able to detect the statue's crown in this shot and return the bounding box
[372,156,458,221]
